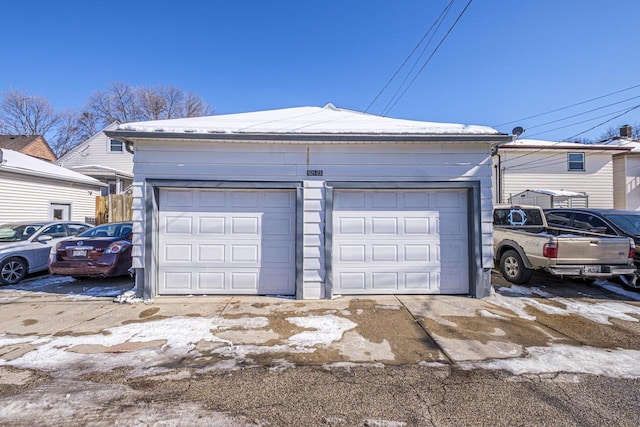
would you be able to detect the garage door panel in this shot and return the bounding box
[197,272,225,290]
[333,189,469,295]
[159,189,296,295]
[198,244,225,262]
[199,217,225,234]
[164,244,192,262]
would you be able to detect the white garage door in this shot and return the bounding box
[158,189,296,295]
[332,189,469,295]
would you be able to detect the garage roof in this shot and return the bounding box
[0,148,105,187]
[113,104,506,140]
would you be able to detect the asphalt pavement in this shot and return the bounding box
[0,271,639,426]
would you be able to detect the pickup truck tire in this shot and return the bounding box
[500,250,534,284]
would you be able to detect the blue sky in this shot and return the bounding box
[1,0,639,141]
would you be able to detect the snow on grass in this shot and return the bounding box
[460,344,640,378]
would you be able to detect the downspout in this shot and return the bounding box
[124,140,134,154]
[494,153,502,203]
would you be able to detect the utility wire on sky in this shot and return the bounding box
[364,0,455,114]
[365,0,475,116]
[493,83,640,127]
[383,0,475,116]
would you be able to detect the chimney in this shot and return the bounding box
[620,124,633,138]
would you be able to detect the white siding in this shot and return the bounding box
[497,150,616,208]
[613,156,627,209]
[56,125,133,175]
[0,172,99,223]
[132,140,495,298]
[623,156,640,210]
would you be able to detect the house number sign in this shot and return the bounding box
[306,170,323,176]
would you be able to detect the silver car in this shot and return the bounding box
[0,221,92,285]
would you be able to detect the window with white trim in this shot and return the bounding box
[109,139,123,153]
[567,152,584,171]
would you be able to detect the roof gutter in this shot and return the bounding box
[105,130,513,144]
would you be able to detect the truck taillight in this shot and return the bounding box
[543,242,558,258]
[630,245,636,259]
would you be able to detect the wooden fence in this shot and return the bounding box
[95,194,133,225]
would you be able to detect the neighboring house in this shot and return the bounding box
[493,138,631,208]
[0,148,105,223]
[0,135,57,163]
[56,122,133,195]
[106,104,511,300]
[598,125,640,210]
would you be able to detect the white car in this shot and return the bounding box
[0,221,92,285]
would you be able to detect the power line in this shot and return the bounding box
[375,1,455,115]
[524,105,639,139]
[525,95,640,130]
[563,104,640,141]
[493,83,640,127]
[364,0,455,113]
[383,0,475,116]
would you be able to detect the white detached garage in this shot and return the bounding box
[106,104,511,299]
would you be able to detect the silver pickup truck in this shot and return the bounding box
[493,205,636,284]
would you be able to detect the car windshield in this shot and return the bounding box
[0,223,43,242]
[603,214,640,236]
[78,224,132,238]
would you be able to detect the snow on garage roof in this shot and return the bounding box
[116,104,502,136]
[0,149,105,187]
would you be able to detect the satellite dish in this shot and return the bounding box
[512,126,525,137]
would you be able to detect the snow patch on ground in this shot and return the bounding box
[487,285,640,325]
[461,345,640,378]
[0,314,358,377]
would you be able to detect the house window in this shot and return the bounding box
[109,139,123,153]
[567,153,584,171]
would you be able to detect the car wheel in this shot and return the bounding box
[500,250,534,284]
[0,257,28,285]
[616,273,640,289]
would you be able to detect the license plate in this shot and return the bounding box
[72,249,87,257]
[583,265,601,274]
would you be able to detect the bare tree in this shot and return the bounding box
[83,82,213,127]
[0,89,61,136]
[1,83,213,157]
[597,123,640,141]
[51,110,100,157]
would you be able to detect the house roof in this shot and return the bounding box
[598,136,640,152]
[0,135,42,151]
[109,104,510,143]
[0,148,105,187]
[501,138,631,151]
